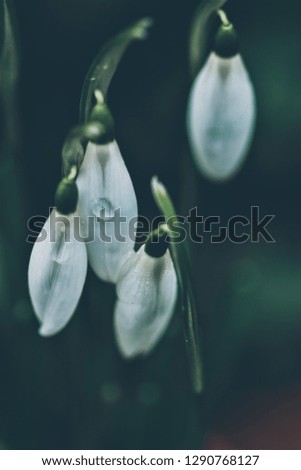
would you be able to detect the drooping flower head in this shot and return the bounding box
[187,11,256,181]
[77,91,138,283]
[28,168,88,336]
[114,230,178,358]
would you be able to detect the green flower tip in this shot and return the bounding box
[88,98,115,144]
[214,23,239,58]
[55,178,78,215]
[84,120,114,145]
[145,226,169,259]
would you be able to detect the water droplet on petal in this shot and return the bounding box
[93,197,115,220]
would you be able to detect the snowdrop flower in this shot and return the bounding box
[187,14,256,181]
[114,232,178,358]
[28,169,88,336]
[77,93,138,283]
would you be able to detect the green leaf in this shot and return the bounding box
[151,176,203,394]
[79,17,153,123]
[0,2,4,53]
[0,0,20,143]
[189,0,228,77]
[1,0,19,85]
[151,176,177,221]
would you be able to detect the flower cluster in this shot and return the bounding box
[28,91,178,358]
[28,7,257,381]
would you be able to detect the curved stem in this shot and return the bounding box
[151,177,204,394]
[217,9,230,26]
[79,17,153,123]
[189,0,229,77]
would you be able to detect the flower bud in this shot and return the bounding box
[54,178,78,215]
[214,23,239,58]
[89,102,115,144]
[144,230,169,258]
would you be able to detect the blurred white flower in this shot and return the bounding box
[187,51,256,181]
[28,209,88,337]
[77,140,138,283]
[114,243,178,358]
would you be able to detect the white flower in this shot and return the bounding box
[28,209,88,336]
[114,244,178,358]
[77,140,138,283]
[187,51,256,181]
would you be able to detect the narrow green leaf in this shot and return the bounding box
[151,176,203,394]
[151,176,177,221]
[79,17,153,123]
[189,0,228,77]
[0,0,19,90]
[0,2,4,54]
[0,0,20,143]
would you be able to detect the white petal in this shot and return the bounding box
[77,141,138,283]
[114,245,178,358]
[28,209,88,336]
[187,52,256,181]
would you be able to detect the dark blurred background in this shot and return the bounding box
[0,0,300,450]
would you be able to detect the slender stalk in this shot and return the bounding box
[174,239,203,394]
[217,9,230,26]
[189,0,228,77]
[151,177,204,394]
[79,17,153,123]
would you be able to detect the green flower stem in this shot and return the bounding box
[63,18,153,174]
[217,9,230,27]
[151,177,203,394]
[189,0,228,77]
[79,17,153,123]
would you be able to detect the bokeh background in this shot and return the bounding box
[0,0,300,450]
